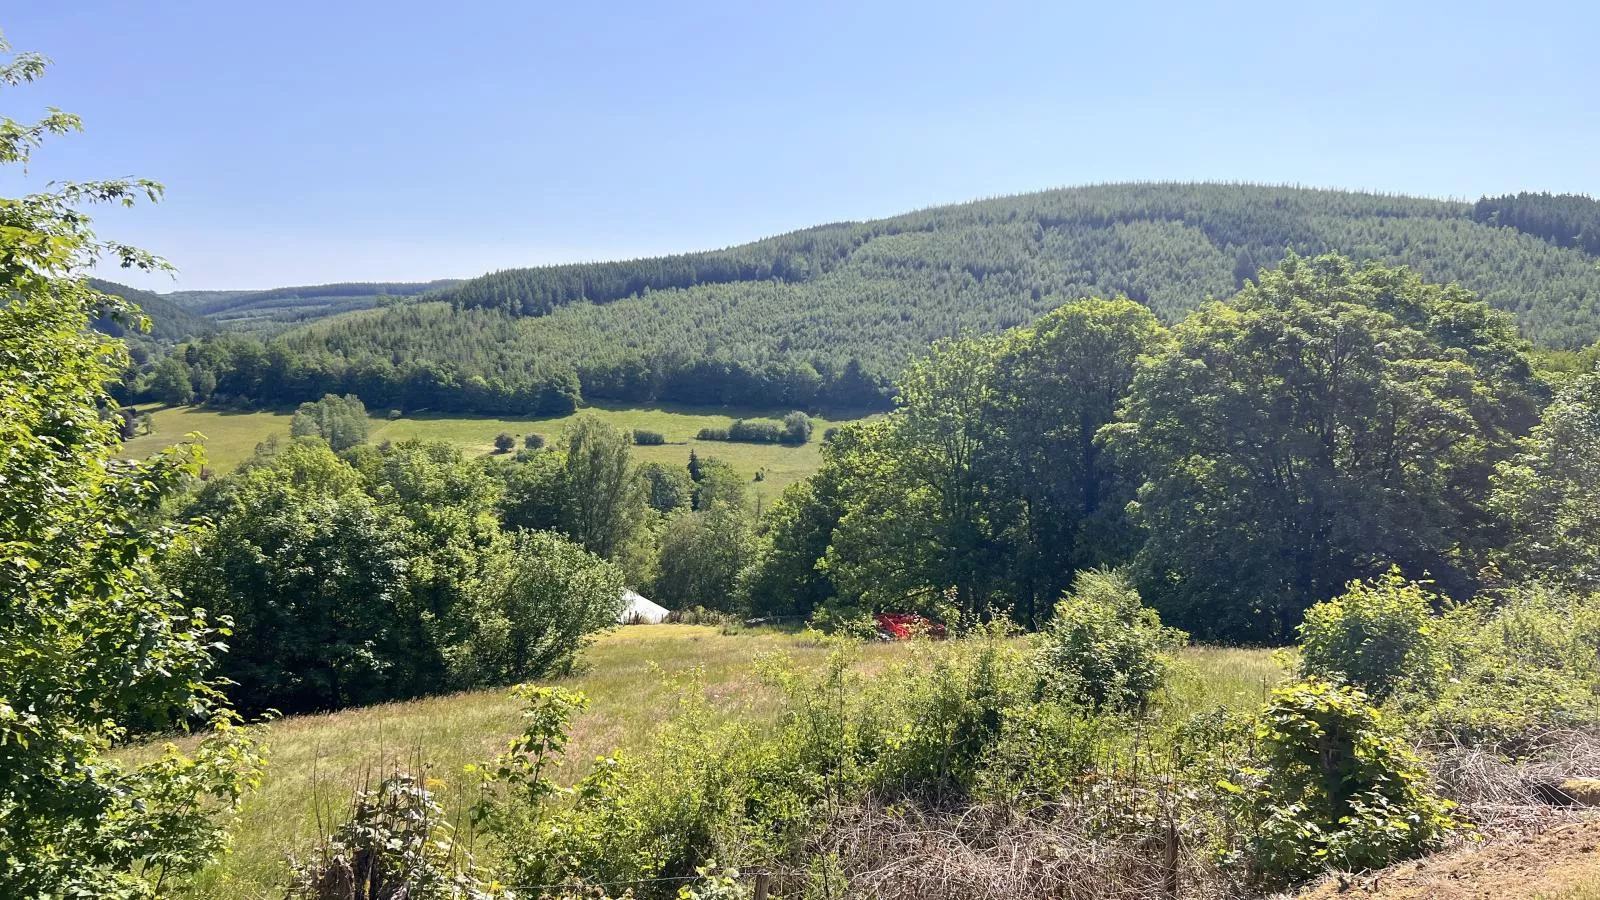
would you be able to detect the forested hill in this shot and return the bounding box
[150,184,1600,413]
[433,184,1600,344]
[89,279,216,344]
[164,279,463,335]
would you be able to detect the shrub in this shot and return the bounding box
[1396,585,1600,748]
[728,419,783,443]
[1035,568,1187,711]
[387,408,402,420]
[633,429,666,445]
[781,411,813,444]
[481,682,754,897]
[697,420,786,444]
[454,530,625,685]
[524,432,546,450]
[493,431,516,453]
[974,700,1104,808]
[1298,570,1446,701]
[1230,679,1460,887]
[290,773,503,900]
[865,625,1035,794]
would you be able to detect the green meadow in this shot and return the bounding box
[119,404,870,505]
[137,625,1285,899]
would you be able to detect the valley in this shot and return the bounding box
[118,403,868,504]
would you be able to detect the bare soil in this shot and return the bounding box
[1296,817,1600,899]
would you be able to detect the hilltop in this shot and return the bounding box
[119,184,1600,413]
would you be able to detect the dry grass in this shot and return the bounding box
[170,626,900,897]
[143,629,1281,897]
[815,800,1238,900]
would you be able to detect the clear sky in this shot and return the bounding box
[2,1,1595,290]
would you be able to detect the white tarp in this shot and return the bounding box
[618,589,670,624]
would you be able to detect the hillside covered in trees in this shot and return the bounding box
[124,184,1600,414]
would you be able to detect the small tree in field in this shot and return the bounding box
[1298,570,1446,701]
[494,431,517,453]
[1035,568,1186,711]
[291,392,370,451]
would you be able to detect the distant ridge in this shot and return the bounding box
[139,183,1600,413]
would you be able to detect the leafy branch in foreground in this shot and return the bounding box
[0,32,264,897]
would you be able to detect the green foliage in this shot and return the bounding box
[169,442,421,714]
[1231,680,1459,887]
[1297,571,1448,701]
[0,35,264,896]
[150,355,195,405]
[523,432,546,450]
[652,502,756,613]
[864,626,1036,794]
[493,431,515,452]
[480,682,754,897]
[801,298,1165,625]
[639,461,694,514]
[153,183,1600,415]
[632,428,666,445]
[781,410,813,444]
[455,530,624,684]
[557,416,647,561]
[175,439,619,714]
[290,773,504,900]
[697,419,785,444]
[1034,568,1187,712]
[1474,191,1600,256]
[1110,253,1543,641]
[1490,367,1600,590]
[1399,586,1600,748]
[739,474,845,619]
[290,392,370,450]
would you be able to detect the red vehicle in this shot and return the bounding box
[874,613,947,641]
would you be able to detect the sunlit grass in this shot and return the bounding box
[141,627,1284,897]
[118,404,871,504]
[169,626,899,897]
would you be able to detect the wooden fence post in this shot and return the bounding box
[753,871,771,900]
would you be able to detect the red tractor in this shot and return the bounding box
[874,613,947,641]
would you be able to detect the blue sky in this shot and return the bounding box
[2,1,1595,290]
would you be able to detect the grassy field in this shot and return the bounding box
[119,404,870,505]
[140,626,1286,898]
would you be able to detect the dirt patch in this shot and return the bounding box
[1296,818,1600,899]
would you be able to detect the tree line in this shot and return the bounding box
[108,183,1600,415]
[742,254,1593,642]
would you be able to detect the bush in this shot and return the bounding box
[781,411,812,444]
[1230,679,1460,887]
[480,682,754,897]
[865,625,1035,793]
[1298,570,1446,701]
[1035,568,1187,711]
[524,432,545,450]
[633,429,666,445]
[387,408,402,420]
[454,530,625,685]
[728,419,783,443]
[290,773,502,900]
[290,393,369,451]
[494,431,516,453]
[700,420,785,443]
[1396,585,1600,748]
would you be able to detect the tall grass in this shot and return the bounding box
[145,628,1284,897]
